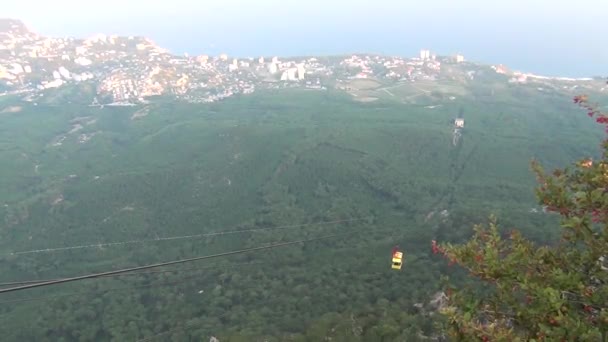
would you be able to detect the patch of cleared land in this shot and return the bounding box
[348,79,383,90]
[354,97,379,102]
[1,106,22,113]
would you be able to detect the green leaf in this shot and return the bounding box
[591,188,604,201]
[562,216,582,229]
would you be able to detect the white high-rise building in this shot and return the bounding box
[297,64,305,80]
[268,62,278,74]
[420,49,430,60]
[455,54,464,63]
[281,68,299,81]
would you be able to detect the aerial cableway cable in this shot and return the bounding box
[0,273,204,305]
[0,233,346,294]
[0,216,370,287]
[0,261,264,305]
[0,261,265,287]
[0,226,394,290]
[0,232,387,303]
[8,216,371,256]
[0,229,396,340]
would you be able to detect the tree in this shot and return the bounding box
[433,92,608,341]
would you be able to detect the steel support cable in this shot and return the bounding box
[8,216,371,257]
[0,272,205,305]
[0,231,395,340]
[0,228,393,296]
[0,261,266,287]
[0,225,394,287]
[0,233,346,294]
[0,261,272,306]
[0,239,373,304]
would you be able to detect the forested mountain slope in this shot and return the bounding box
[0,84,606,341]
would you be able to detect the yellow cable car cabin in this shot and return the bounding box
[391,251,403,270]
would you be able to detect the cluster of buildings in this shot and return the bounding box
[8,19,563,106]
[1,19,472,104]
[337,50,469,82]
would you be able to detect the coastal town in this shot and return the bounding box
[0,19,604,105]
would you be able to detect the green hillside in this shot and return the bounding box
[0,86,605,341]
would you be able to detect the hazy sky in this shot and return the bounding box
[4,0,607,77]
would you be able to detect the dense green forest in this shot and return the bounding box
[0,85,606,341]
